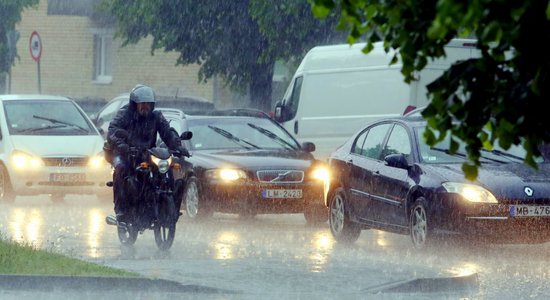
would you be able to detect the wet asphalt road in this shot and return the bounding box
[1,195,550,299]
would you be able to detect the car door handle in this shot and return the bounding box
[373,170,381,176]
[294,120,299,135]
[346,159,353,165]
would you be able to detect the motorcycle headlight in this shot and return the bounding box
[151,156,172,173]
[11,150,44,170]
[442,182,498,203]
[205,168,247,181]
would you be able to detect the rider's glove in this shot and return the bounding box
[116,143,129,154]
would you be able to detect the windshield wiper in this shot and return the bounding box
[207,125,260,149]
[246,123,297,150]
[480,148,524,162]
[33,115,89,133]
[431,147,507,163]
[18,125,67,133]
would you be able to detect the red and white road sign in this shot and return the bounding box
[29,31,42,61]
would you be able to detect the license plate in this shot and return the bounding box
[49,173,86,182]
[262,189,302,199]
[510,205,550,217]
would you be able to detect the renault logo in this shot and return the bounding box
[61,157,72,167]
[524,186,534,197]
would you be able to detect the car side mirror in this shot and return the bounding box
[274,101,283,122]
[301,142,316,153]
[384,153,409,170]
[180,131,193,140]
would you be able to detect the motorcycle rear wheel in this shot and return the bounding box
[154,194,177,251]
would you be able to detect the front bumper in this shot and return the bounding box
[8,164,112,196]
[433,198,550,243]
[201,180,324,214]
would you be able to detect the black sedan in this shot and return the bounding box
[167,110,329,224]
[326,114,550,248]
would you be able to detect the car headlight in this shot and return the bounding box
[442,182,498,203]
[11,150,44,170]
[151,156,172,173]
[205,168,247,181]
[311,167,330,182]
[88,154,105,169]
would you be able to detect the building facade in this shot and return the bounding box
[8,0,215,106]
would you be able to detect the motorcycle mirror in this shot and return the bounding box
[180,131,193,140]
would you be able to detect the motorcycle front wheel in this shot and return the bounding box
[154,194,177,251]
[118,223,138,245]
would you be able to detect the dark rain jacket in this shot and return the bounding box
[107,101,181,155]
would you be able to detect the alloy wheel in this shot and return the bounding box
[411,204,427,248]
[330,193,345,234]
[185,181,199,218]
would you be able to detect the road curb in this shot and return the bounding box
[0,274,238,294]
[363,273,479,294]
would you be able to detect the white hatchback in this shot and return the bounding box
[0,95,112,203]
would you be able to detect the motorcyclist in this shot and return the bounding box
[107,84,188,222]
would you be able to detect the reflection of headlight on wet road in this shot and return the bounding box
[87,209,104,258]
[308,231,334,273]
[9,208,43,244]
[446,262,479,277]
[214,231,240,260]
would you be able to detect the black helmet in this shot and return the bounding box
[129,84,156,104]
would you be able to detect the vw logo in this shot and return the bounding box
[524,186,534,197]
[61,157,72,167]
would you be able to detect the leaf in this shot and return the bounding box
[312,4,331,18]
[462,163,478,182]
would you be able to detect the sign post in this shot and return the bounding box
[29,31,42,93]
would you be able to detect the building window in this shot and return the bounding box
[93,33,113,84]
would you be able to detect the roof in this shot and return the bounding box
[0,94,71,101]
[156,108,185,119]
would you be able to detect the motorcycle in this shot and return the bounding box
[105,131,193,251]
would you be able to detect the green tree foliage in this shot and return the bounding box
[103,0,339,112]
[0,0,38,74]
[311,0,550,180]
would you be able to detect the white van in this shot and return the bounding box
[274,39,479,159]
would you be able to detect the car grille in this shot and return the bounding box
[42,157,89,167]
[257,170,304,183]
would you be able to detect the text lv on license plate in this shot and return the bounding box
[510,205,550,217]
[262,189,302,199]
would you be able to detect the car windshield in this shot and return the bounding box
[187,117,300,150]
[415,126,545,164]
[3,100,96,136]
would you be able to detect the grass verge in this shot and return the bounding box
[0,237,137,277]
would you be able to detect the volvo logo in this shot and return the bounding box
[271,171,292,182]
[61,157,72,167]
[524,186,534,197]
